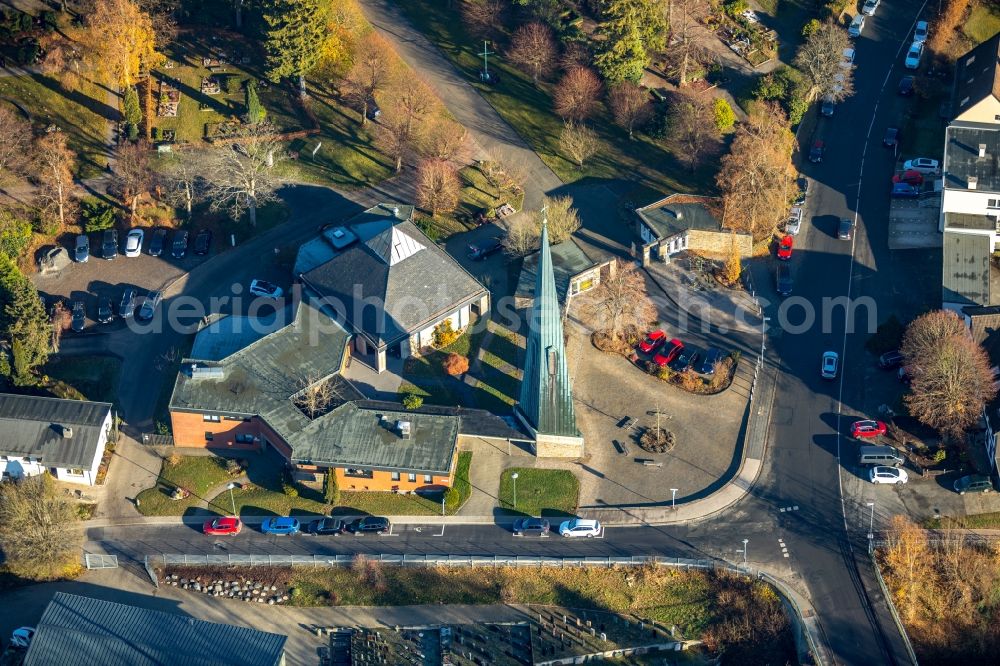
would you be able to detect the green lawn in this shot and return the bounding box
[470,323,521,412]
[924,511,1000,530]
[399,315,488,407]
[900,92,946,160]
[0,73,110,178]
[498,468,579,516]
[42,355,122,406]
[135,454,236,516]
[965,3,1000,45]
[394,1,711,197]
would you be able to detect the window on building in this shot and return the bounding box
[225,416,250,422]
[22,457,30,462]
[234,434,255,444]
[205,432,214,441]
[423,474,432,483]
[408,473,416,482]
[344,468,374,479]
[988,199,1000,210]
[391,472,400,481]
[0,456,6,461]
[203,414,220,422]
[68,468,84,476]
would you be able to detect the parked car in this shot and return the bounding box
[203,516,242,536]
[862,0,879,15]
[820,98,835,117]
[261,517,301,535]
[348,516,391,534]
[793,177,809,206]
[809,140,824,163]
[892,170,924,186]
[669,346,701,373]
[194,229,213,255]
[898,75,915,96]
[137,290,162,321]
[307,517,346,535]
[10,627,35,649]
[468,238,502,260]
[878,350,904,369]
[652,338,684,367]
[852,419,887,439]
[777,234,793,260]
[171,230,189,259]
[119,288,136,319]
[891,182,920,199]
[821,351,839,379]
[913,20,928,44]
[954,474,993,495]
[513,517,550,537]
[102,229,118,259]
[838,217,855,240]
[841,47,856,66]
[249,278,283,299]
[787,206,803,235]
[697,348,724,375]
[124,228,144,257]
[559,518,601,538]
[366,98,380,120]
[776,263,793,297]
[903,157,939,174]
[904,41,924,69]
[148,228,167,257]
[883,127,899,148]
[638,329,666,354]
[848,14,865,37]
[97,296,113,324]
[869,466,908,485]
[71,301,85,332]
[74,234,90,263]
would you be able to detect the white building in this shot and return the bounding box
[0,394,113,486]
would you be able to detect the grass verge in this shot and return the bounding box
[498,467,579,516]
[923,511,1000,529]
[964,3,1000,46]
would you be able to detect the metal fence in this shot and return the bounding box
[84,554,118,569]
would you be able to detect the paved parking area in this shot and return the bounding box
[887,195,942,250]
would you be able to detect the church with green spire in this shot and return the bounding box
[515,218,585,457]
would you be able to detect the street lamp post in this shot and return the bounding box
[511,472,519,510]
[867,501,876,541]
[741,538,749,568]
[670,488,678,511]
[761,316,771,354]
[226,482,237,516]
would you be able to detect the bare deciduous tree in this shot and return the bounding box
[553,67,603,123]
[415,158,461,218]
[508,22,556,82]
[394,74,437,139]
[376,109,417,173]
[534,194,580,245]
[607,81,650,138]
[342,32,390,126]
[667,90,721,172]
[479,148,527,201]
[666,0,712,87]
[901,309,998,437]
[460,0,504,40]
[589,260,655,343]
[501,215,538,256]
[418,117,472,165]
[158,152,206,220]
[113,140,152,220]
[0,473,82,580]
[293,373,341,419]
[203,123,286,226]
[559,123,600,168]
[793,21,854,103]
[0,106,31,181]
[33,132,77,230]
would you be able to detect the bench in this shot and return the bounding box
[635,458,663,467]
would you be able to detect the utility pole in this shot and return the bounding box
[478,41,494,81]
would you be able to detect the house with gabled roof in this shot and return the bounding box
[633,194,751,265]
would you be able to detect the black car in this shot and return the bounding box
[878,350,904,370]
[348,516,391,534]
[793,177,808,206]
[96,296,114,324]
[71,301,85,332]
[513,517,550,537]
[776,263,792,297]
[468,239,503,260]
[137,290,162,321]
[898,75,915,96]
[307,518,345,536]
[171,230,189,259]
[808,140,824,164]
[883,127,900,148]
[670,346,701,373]
[838,217,855,240]
[119,288,136,319]
[820,99,834,117]
[148,228,167,257]
[102,229,118,259]
[697,347,724,375]
[194,229,212,255]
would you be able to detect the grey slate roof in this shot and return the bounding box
[0,394,110,468]
[299,203,488,348]
[952,31,1000,119]
[635,195,724,240]
[517,238,599,306]
[189,311,284,362]
[942,230,995,306]
[24,592,286,666]
[516,223,580,438]
[944,122,1000,193]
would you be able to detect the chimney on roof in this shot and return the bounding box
[396,420,411,439]
[969,176,979,190]
[979,143,988,158]
[61,425,73,439]
[392,206,400,217]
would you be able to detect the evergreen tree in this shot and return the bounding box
[123,85,142,127]
[594,0,667,83]
[245,80,266,124]
[0,255,49,385]
[261,0,329,97]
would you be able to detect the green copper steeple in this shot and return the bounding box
[517,218,580,438]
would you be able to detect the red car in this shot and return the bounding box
[851,419,887,439]
[653,338,684,367]
[203,516,243,536]
[892,170,924,186]
[777,235,793,260]
[638,330,666,353]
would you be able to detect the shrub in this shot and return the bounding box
[723,0,749,18]
[224,458,243,476]
[166,453,182,466]
[443,486,460,510]
[433,319,461,347]
[443,352,470,376]
[151,127,162,142]
[713,98,736,132]
[932,449,947,464]
[80,197,115,232]
[154,420,170,435]
[401,392,424,410]
[801,18,821,37]
[281,469,299,497]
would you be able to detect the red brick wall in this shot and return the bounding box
[170,411,262,450]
